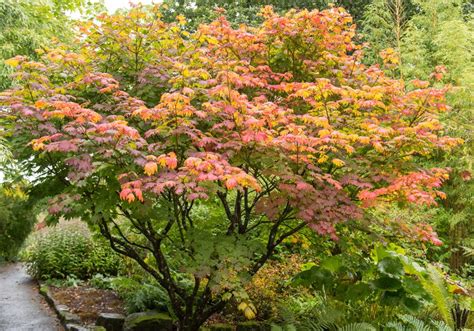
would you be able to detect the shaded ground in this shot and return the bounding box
[0,263,62,331]
[49,285,125,325]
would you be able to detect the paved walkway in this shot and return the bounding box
[0,263,62,331]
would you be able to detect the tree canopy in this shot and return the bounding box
[0,4,463,328]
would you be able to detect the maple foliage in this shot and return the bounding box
[0,4,461,328]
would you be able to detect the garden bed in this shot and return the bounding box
[47,285,126,325]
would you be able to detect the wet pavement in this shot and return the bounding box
[0,263,62,331]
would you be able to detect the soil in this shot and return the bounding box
[49,285,126,325]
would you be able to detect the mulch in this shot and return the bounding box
[48,285,126,325]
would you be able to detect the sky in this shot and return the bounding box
[103,0,156,12]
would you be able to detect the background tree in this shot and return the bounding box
[0,182,34,261]
[362,0,474,273]
[360,0,416,71]
[401,0,473,80]
[160,0,372,30]
[0,0,105,262]
[0,0,103,91]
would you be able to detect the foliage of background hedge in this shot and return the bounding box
[0,185,34,261]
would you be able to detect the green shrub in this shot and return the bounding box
[89,273,114,290]
[88,273,170,313]
[21,220,120,280]
[110,276,170,313]
[44,274,83,288]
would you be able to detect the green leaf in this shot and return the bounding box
[371,245,392,263]
[292,267,333,289]
[380,289,405,306]
[320,256,343,273]
[402,296,422,312]
[371,276,402,291]
[345,282,372,301]
[378,257,405,277]
[339,322,376,331]
[402,277,427,297]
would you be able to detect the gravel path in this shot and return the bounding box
[0,263,62,331]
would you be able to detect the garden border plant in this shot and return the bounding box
[21,220,120,280]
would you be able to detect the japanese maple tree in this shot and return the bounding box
[0,4,461,329]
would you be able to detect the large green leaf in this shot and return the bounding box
[371,276,402,291]
[345,282,372,301]
[378,257,405,278]
[292,266,334,290]
[402,296,422,312]
[402,277,427,297]
[380,289,405,306]
[320,255,343,273]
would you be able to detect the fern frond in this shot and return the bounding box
[418,266,454,328]
[300,319,332,331]
[431,320,453,331]
[462,246,474,257]
[338,322,376,331]
[386,315,454,331]
[386,321,407,331]
[398,314,432,331]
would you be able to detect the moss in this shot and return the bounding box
[59,311,81,324]
[39,284,49,296]
[237,321,271,330]
[209,323,233,330]
[123,311,173,331]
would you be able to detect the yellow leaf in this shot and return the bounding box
[144,162,158,176]
[176,14,186,25]
[4,57,19,67]
[32,142,44,151]
[244,304,257,320]
[318,129,331,137]
[317,155,329,164]
[373,142,385,153]
[182,69,191,78]
[344,145,354,154]
[358,136,370,144]
[206,37,219,45]
[237,302,248,311]
[332,158,345,167]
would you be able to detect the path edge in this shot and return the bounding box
[38,282,105,331]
